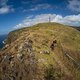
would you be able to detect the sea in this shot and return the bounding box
[0,35,7,49]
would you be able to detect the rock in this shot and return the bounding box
[18,43,23,52]
[16,53,24,60]
[44,50,50,54]
[2,44,9,50]
[24,40,33,52]
[2,54,14,62]
[40,50,50,54]
[40,51,43,54]
[38,59,46,62]
[10,76,15,80]
[10,61,14,68]
[18,39,33,53]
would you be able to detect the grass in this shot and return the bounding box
[3,22,80,80]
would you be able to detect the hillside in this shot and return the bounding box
[0,23,80,80]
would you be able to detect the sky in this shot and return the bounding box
[0,0,80,34]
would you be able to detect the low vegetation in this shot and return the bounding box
[0,22,80,80]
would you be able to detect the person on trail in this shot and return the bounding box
[50,40,57,50]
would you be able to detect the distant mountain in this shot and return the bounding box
[0,23,80,80]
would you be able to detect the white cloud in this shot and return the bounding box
[30,4,53,11]
[0,0,14,14]
[52,14,80,26]
[14,14,80,29]
[0,6,14,14]
[68,0,80,12]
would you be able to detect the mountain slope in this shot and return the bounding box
[0,23,80,80]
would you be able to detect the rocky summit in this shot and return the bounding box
[0,23,80,80]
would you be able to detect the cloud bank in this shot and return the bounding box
[14,14,80,29]
[0,0,14,14]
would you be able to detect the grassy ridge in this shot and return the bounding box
[2,22,80,80]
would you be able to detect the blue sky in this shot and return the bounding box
[0,0,80,34]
